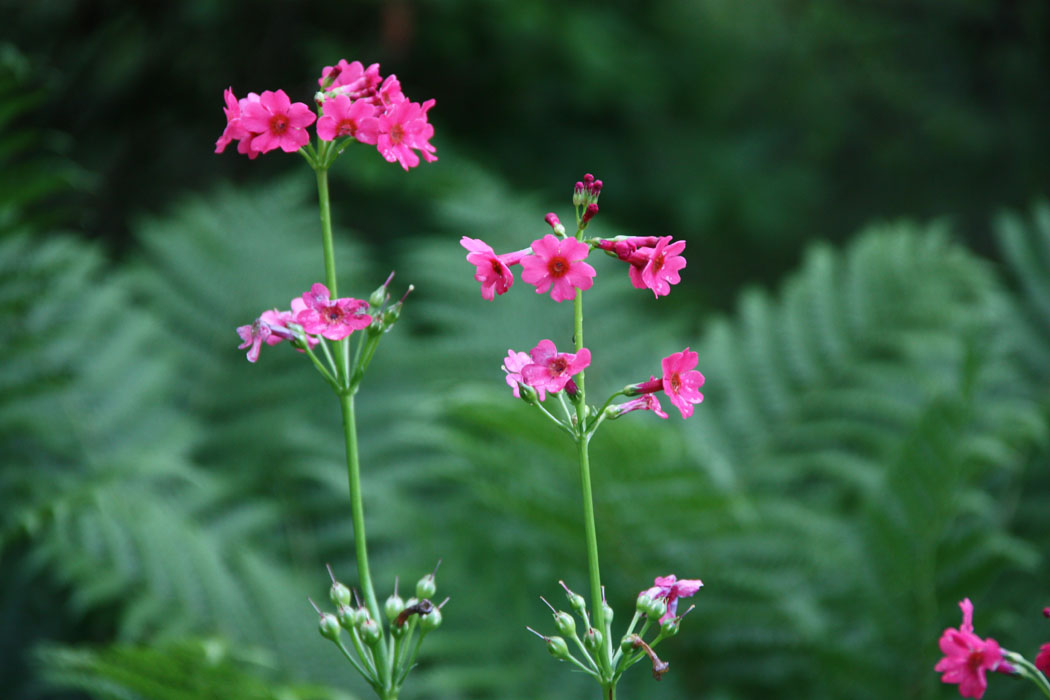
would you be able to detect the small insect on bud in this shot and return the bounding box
[583,627,604,654]
[319,613,341,641]
[416,560,440,599]
[395,598,434,628]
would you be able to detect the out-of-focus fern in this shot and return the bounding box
[38,638,358,700]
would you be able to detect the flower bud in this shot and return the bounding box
[646,597,667,621]
[354,606,372,627]
[360,617,382,646]
[385,592,405,622]
[336,605,356,630]
[319,613,341,641]
[581,203,599,226]
[369,272,395,308]
[518,383,539,405]
[546,635,571,660]
[416,574,437,600]
[660,615,680,636]
[636,591,655,615]
[602,602,614,625]
[330,581,352,608]
[553,611,575,637]
[420,606,443,632]
[583,627,603,654]
[564,592,587,618]
[620,634,636,653]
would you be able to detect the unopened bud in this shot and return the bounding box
[416,564,439,599]
[354,606,372,627]
[1044,607,1050,618]
[553,611,575,637]
[360,617,382,646]
[602,602,614,626]
[385,593,405,622]
[583,627,603,654]
[319,613,341,641]
[573,181,585,206]
[620,634,636,653]
[560,581,587,618]
[646,597,667,621]
[544,212,566,237]
[581,203,599,226]
[336,605,356,630]
[546,635,571,660]
[329,581,351,607]
[660,615,680,636]
[420,606,443,632]
[369,271,395,308]
[518,382,539,405]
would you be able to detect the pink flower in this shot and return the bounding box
[375,98,437,171]
[1036,644,1050,675]
[520,235,596,302]
[293,283,372,341]
[613,381,668,419]
[627,236,687,298]
[935,599,1012,698]
[240,89,316,154]
[661,348,705,419]
[215,87,247,154]
[320,60,382,97]
[520,339,591,394]
[502,349,547,402]
[643,574,703,624]
[236,318,272,363]
[316,94,380,144]
[460,237,529,300]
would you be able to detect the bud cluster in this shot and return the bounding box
[528,576,701,686]
[312,563,446,696]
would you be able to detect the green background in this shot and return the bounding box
[2,1,1049,699]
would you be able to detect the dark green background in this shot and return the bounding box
[2,2,1049,699]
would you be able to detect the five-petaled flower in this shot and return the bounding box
[660,348,705,419]
[502,349,547,402]
[239,89,316,154]
[628,235,687,298]
[520,234,596,303]
[935,598,1013,699]
[461,237,528,301]
[294,283,373,341]
[316,94,379,144]
[643,574,703,624]
[520,339,591,394]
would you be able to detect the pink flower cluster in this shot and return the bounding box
[625,348,705,419]
[597,236,687,298]
[461,234,595,303]
[641,574,703,624]
[237,283,371,363]
[216,60,436,170]
[503,340,591,399]
[935,599,1015,698]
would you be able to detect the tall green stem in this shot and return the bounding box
[316,167,338,298]
[573,285,605,654]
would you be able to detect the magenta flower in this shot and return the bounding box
[614,394,669,419]
[240,89,316,154]
[613,380,668,419]
[293,283,372,341]
[520,235,596,303]
[627,236,687,298]
[320,60,382,97]
[643,574,703,624]
[661,348,705,419]
[520,339,591,394]
[316,94,380,144]
[935,599,1012,698]
[375,98,437,171]
[502,349,547,402]
[236,318,272,363]
[1036,644,1050,675]
[460,237,529,300]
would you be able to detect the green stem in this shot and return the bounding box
[339,392,390,686]
[316,167,338,298]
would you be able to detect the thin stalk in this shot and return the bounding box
[339,393,390,686]
[334,637,376,687]
[316,167,338,298]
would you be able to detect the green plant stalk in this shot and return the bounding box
[573,282,613,699]
[315,163,395,698]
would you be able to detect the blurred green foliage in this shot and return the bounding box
[2,3,1050,700]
